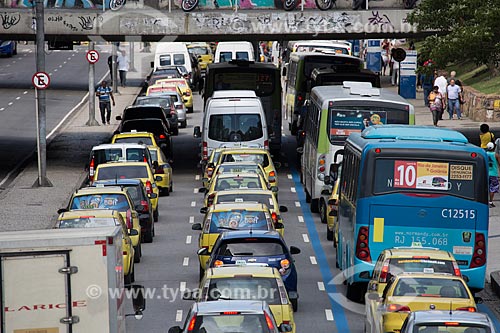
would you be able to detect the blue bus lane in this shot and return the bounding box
[290,166,352,333]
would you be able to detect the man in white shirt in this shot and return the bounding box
[434,71,448,119]
[447,79,462,120]
[116,50,129,87]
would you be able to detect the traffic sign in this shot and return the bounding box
[86,50,100,64]
[32,72,50,90]
[391,48,407,63]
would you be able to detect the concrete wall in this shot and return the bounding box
[462,87,500,123]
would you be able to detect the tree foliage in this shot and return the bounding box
[407,0,500,70]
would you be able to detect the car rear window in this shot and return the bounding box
[413,324,489,333]
[221,153,270,168]
[214,176,263,191]
[135,98,172,108]
[92,149,123,164]
[208,210,270,233]
[205,277,280,304]
[387,258,455,278]
[70,194,130,212]
[392,278,469,298]
[124,185,145,205]
[126,148,146,162]
[58,217,117,228]
[218,164,259,175]
[96,165,149,180]
[114,137,154,145]
[122,120,164,135]
[159,54,171,67]
[190,314,271,333]
[216,194,274,208]
[217,239,286,256]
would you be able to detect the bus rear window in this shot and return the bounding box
[373,159,476,200]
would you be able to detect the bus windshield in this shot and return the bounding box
[373,159,476,200]
[328,104,410,144]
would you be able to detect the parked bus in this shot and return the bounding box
[336,125,488,302]
[283,52,363,134]
[300,82,414,214]
[203,60,282,152]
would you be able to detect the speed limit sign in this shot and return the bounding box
[86,50,100,64]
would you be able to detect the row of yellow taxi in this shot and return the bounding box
[188,146,296,333]
[56,130,174,286]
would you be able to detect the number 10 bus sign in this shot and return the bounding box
[394,160,450,190]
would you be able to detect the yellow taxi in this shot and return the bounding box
[111,131,161,148]
[364,247,463,297]
[325,178,340,246]
[93,162,162,222]
[192,202,279,279]
[365,273,478,333]
[55,209,136,284]
[201,172,273,208]
[192,265,296,333]
[206,189,287,236]
[202,148,224,188]
[215,148,280,189]
[148,78,193,113]
[147,146,173,196]
[59,186,142,263]
[187,42,213,73]
[204,161,269,190]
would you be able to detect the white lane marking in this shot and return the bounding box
[8,102,13,106]
[183,257,189,266]
[195,175,200,180]
[54,69,58,72]
[12,60,16,63]
[49,73,52,76]
[180,281,186,292]
[193,188,198,193]
[310,256,317,265]
[295,201,300,207]
[67,56,71,60]
[189,216,195,224]
[325,309,334,321]
[15,97,20,100]
[29,50,32,53]
[0,108,4,111]
[59,65,63,68]
[318,282,325,291]
[23,91,27,94]
[186,235,192,244]
[176,310,183,322]
[191,201,196,207]
[71,54,75,56]
[287,174,292,179]
[302,234,310,243]
[63,61,67,64]
[290,187,296,193]
[298,216,304,223]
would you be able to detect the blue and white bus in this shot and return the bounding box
[336,125,489,301]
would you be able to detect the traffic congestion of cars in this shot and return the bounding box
[35,39,497,332]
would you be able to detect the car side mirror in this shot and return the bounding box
[474,296,483,304]
[279,205,288,213]
[57,208,68,214]
[193,126,201,138]
[279,324,292,332]
[270,186,279,193]
[200,207,208,214]
[192,223,202,231]
[197,247,209,256]
[198,187,207,193]
[116,115,122,120]
[129,229,139,236]
[168,326,182,333]
[274,222,284,229]
[359,271,372,279]
[155,176,163,181]
[149,193,157,199]
[290,246,301,255]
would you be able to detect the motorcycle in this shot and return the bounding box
[314,0,335,11]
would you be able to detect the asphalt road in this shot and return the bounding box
[0,44,110,186]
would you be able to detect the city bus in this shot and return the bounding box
[310,67,380,90]
[283,52,363,135]
[300,82,414,214]
[203,60,282,153]
[336,125,488,302]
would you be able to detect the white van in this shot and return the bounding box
[153,42,193,81]
[214,41,255,63]
[193,90,268,162]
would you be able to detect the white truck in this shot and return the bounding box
[0,226,145,333]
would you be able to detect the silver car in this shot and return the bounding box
[154,90,187,128]
[400,311,496,333]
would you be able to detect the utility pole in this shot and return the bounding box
[86,41,99,126]
[112,42,118,93]
[129,41,136,72]
[33,0,51,187]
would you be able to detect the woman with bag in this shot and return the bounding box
[428,85,443,126]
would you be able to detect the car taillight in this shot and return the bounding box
[143,156,147,163]
[145,180,152,195]
[268,171,276,183]
[317,154,326,179]
[123,250,128,255]
[379,260,390,283]
[387,304,411,312]
[264,312,275,330]
[187,315,197,332]
[207,193,216,207]
[126,209,132,229]
[159,134,166,139]
[264,140,269,150]
[297,95,303,102]
[452,261,462,277]
[470,232,486,268]
[202,142,208,161]
[185,90,191,96]
[356,226,371,262]
[140,200,149,212]
[214,260,223,267]
[271,212,278,224]
[89,158,95,180]
[456,307,476,312]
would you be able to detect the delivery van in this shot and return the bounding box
[214,41,255,63]
[153,42,193,84]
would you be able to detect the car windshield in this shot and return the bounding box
[206,278,280,305]
[413,324,489,333]
[114,137,154,145]
[216,194,274,208]
[135,97,172,108]
[392,278,469,298]
[189,314,271,333]
[208,114,263,142]
[217,239,286,257]
[221,153,270,168]
[96,165,149,180]
[387,258,455,277]
[70,194,130,212]
[214,176,263,191]
[208,210,270,232]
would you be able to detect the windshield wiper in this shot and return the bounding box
[217,226,239,231]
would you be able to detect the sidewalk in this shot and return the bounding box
[0,43,155,231]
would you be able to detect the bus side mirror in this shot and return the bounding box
[323,175,331,185]
[329,163,340,181]
[194,126,201,138]
[150,61,154,68]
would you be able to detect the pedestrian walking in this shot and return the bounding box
[95,80,115,125]
[480,123,495,149]
[107,54,117,83]
[446,79,462,119]
[421,73,434,107]
[428,85,443,126]
[486,142,500,207]
[390,57,399,86]
[116,50,130,87]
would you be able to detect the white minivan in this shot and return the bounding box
[193,90,268,163]
[153,42,193,81]
[214,41,255,63]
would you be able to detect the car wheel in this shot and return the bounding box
[326,225,333,241]
[310,198,320,213]
[143,225,153,243]
[131,262,135,282]
[153,208,159,222]
[152,220,155,237]
[319,199,327,224]
[305,191,311,203]
[134,244,141,263]
[12,44,17,55]
[164,186,170,196]
[188,107,194,113]
[124,270,132,285]
[290,297,298,312]
[180,120,187,128]
[333,229,337,248]
[199,264,205,281]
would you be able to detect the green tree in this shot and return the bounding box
[407,0,500,72]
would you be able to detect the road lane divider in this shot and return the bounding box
[318,282,325,291]
[180,281,186,292]
[191,201,196,207]
[325,309,334,321]
[193,188,198,193]
[183,257,189,266]
[295,201,300,207]
[310,256,317,265]
[302,234,310,243]
[291,187,296,193]
[298,216,304,223]
[287,174,293,179]
[176,310,183,322]
[186,235,192,244]
[189,216,194,224]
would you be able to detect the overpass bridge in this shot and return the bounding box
[0,6,420,41]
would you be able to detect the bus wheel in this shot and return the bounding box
[310,198,319,213]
